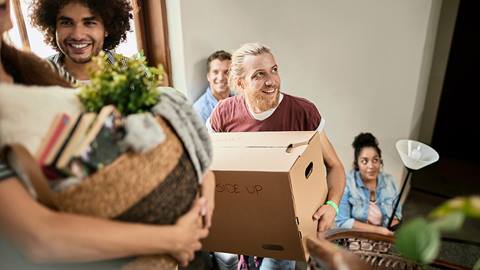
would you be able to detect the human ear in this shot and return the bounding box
[236,79,245,90]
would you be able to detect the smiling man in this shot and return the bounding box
[193,50,232,123]
[209,43,346,270]
[31,0,132,85]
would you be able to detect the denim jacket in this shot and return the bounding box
[336,170,402,229]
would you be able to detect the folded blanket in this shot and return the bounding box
[152,87,212,182]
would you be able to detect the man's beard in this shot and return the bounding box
[69,55,93,64]
[67,46,100,64]
[246,90,280,113]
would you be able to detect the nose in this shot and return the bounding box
[70,24,86,40]
[265,79,273,86]
[218,72,226,81]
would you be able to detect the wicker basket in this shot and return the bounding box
[5,116,199,270]
[55,116,198,222]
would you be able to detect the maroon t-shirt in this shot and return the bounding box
[210,93,321,132]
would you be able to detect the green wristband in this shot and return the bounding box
[325,200,339,215]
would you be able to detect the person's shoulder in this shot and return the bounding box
[211,96,244,125]
[193,92,211,121]
[284,93,320,114]
[193,90,209,106]
[46,53,61,63]
[345,170,357,184]
[380,172,397,187]
[283,93,321,130]
[284,93,318,108]
[217,95,243,109]
[341,170,357,193]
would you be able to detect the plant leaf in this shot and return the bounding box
[430,196,480,220]
[429,211,465,232]
[395,217,440,264]
[474,257,480,270]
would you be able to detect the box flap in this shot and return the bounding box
[212,146,308,172]
[211,131,316,148]
[288,132,328,255]
[211,131,317,172]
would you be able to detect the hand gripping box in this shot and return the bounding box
[202,131,328,261]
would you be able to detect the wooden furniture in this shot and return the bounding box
[307,236,371,270]
[307,229,470,270]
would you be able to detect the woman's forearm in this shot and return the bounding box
[31,211,179,262]
[0,179,198,263]
[352,220,392,235]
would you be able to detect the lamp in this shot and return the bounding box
[387,139,439,229]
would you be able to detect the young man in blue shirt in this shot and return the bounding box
[193,50,232,123]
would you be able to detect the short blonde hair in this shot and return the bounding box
[228,43,272,90]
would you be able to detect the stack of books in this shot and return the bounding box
[36,105,125,180]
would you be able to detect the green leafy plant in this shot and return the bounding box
[395,196,480,269]
[78,52,164,115]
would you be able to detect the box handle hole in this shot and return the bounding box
[286,141,308,153]
[262,244,284,251]
[305,162,313,179]
[286,144,294,153]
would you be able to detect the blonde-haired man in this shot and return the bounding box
[208,43,346,269]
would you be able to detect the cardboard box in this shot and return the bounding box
[203,131,328,261]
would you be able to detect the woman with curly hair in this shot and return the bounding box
[336,132,402,236]
[30,0,133,84]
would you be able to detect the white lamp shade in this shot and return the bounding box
[396,140,439,170]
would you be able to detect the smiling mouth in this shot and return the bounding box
[262,88,277,94]
[67,42,92,51]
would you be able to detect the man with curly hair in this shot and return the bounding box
[30,0,133,84]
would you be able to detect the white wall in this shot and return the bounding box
[166,0,443,183]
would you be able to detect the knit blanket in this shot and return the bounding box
[152,87,212,182]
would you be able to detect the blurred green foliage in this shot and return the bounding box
[78,52,163,115]
[395,196,480,269]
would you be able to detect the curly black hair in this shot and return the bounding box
[352,132,382,170]
[30,0,132,51]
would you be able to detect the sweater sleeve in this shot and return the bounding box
[0,160,16,182]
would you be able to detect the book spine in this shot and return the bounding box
[38,114,70,166]
[51,113,83,166]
